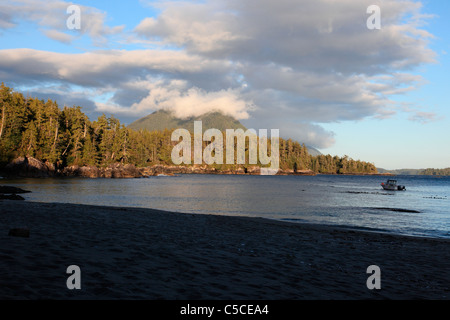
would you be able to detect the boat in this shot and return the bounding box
[381,179,406,191]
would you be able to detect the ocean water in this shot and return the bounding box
[2,174,449,239]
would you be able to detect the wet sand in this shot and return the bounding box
[0,200,449,299]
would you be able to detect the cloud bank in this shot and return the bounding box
[0,0,437,148]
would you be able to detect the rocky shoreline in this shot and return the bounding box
[0,185,31,200]
[1,156,318,178]
[1,156,392,179]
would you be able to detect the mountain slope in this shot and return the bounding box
[377,167,450,176]
[377,168,423,175]
[128,110,322,156]
[128,110,246,132]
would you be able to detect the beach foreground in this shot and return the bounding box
[0,200,449,300]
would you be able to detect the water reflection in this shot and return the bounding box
[2,174,449,238]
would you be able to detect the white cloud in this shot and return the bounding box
[128,80,253,119]
[407,111,440,124]
[0,10,15,29]
[0,48,228,86]
[96,81,253,120]
[0,0,124,46]
[135,0,436,73]
[134,2,247,55]
[43,29,73,43]
[0,0,438,148]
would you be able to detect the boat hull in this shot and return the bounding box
[382,185,406,191]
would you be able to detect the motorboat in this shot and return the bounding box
[381,179,406,191]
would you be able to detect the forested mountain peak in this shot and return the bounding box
[128,110,322,156]
[128,110,246,132]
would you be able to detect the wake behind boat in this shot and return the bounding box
[381,179,406,191]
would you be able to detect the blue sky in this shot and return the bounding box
[323,0,450,169]
[0,0,449,170]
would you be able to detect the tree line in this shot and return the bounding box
[0,83,377,174]
[420,168,450,176]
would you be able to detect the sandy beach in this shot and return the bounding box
[0,199,449,300]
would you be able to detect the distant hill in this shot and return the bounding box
[420,168,450,176]
[377,168,423,175]
[377,168,450,176]
[128,110,322,156]
[128,110,246,133]
[304,146,321,157]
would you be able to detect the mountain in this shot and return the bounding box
[128,110,322,156]
[303,146,321,157]
[128,110,246,132]
[376,168,422,175]
[377,167,450,176]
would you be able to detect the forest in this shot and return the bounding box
[0,83,378,175]
[420,168,450,176]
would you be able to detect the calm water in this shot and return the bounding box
[2,174,450,239]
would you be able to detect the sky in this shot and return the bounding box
[0,0,448,170]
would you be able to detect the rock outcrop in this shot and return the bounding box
[62,163,142,178]
[4,157,56,178]
[0,185,30,201]
[0,194,25,200]
[2,157,317,178]
[0,186,31,194]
